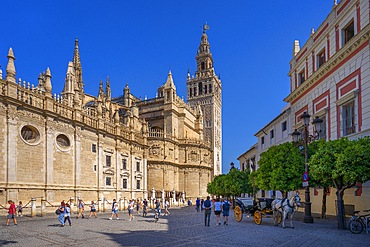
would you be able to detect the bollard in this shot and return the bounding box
[98,199,102,212]
[41,198,46,217]
[119,198,122,211]
[103,198,107,212]
[31,197,37,217]
[70,197,75,212]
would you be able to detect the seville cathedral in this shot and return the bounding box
[0,28,222,206]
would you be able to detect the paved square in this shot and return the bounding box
[1,206,369,246]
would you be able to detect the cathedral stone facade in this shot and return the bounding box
[0,30,221,206]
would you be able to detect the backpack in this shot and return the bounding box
[223,201,230,211]
[204,200,211,208]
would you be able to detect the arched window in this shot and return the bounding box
[198,82,203,95]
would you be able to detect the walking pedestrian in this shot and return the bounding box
[64,203,72,226]
[195,198,200,212]
[17,201,23,217]
[222,198,231,225]
[142,199,148,217]
[203,196,212,226]
[164,200,170,216]
[214,197,222,225]
[6,200,17,226]
[128,199,135,221]
[136,199,141,215]
[154,199,161,222]
[76,199,85,219]
[57,201,65,227]
[109,199,119,220]
[89,201,97,218]
[200,199,204,211]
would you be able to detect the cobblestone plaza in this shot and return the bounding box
[1,206,368,246]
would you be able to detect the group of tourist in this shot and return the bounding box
[201,196,231,226]
[5,200,23,226]
[55,198,170,226]
[5,196,231,227]
[56,199,98,227]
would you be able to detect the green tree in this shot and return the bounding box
[225,169,253,197]
[308,140,332,219]
[253,142,305,196]
[310,137,370,229]
[207,174,226,196]
[207,169,253,198]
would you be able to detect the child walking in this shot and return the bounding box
[64,203,72,226]
[17,201,23,217]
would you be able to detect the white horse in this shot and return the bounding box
[271,194,301,228]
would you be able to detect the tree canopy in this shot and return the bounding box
[310,137,370,194]
[252,142,305,195]
[207,169,253,197]
[309,137,370,228]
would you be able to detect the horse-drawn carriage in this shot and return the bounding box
[234,194,301,228]
[234,197,282,225]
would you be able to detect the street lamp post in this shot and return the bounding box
[292,112,323,224]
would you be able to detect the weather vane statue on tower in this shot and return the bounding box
[203,22,210,33]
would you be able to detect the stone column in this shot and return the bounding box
[143,158,148,199]
[7,113,17,186]
[46,119,54,191]
[172,190,176,206]
[75,129,82,188]
[161,189,165,203]
[98,141,104,192]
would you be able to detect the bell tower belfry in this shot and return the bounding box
[186,23,222,175]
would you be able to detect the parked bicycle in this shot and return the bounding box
[348,209,370,234]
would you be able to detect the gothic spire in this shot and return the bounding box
[44,67,52,97]
[6,48,16,83]
[164,70,176,90]
[73,38,81,68]
[98,80,104,101]
[106,77,111,101]
[73,38,84,95]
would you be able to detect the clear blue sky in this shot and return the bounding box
[1,0,334,173]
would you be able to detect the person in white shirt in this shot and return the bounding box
[128,199,135,221]
[109,199,119,220]
[164,200,170,215]
[213,198,222,225]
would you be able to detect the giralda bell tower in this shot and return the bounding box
[187,24,222,176]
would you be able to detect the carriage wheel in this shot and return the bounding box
[234,205,243,222]
[254,211,262,225]
[276,211,282,224]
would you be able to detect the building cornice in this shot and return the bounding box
[284,24,370,104]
